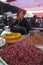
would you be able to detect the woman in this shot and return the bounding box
[10,9,31,35]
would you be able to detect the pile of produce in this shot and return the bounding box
[24,33,43,45]
[2,33,22,40]
[0,43,43,65]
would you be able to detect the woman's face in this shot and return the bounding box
[19,12,25,19]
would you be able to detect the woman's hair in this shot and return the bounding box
[17,9,26,14]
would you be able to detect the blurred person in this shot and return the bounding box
[10,9,31,35]
[30,15,37,27]
[38,18,42,27]
[26,17,32,28]
[0,17,5,29]
[2,14,8,26]
[35,19,40,27]
[7,16,14,26]
[41,17,43,27]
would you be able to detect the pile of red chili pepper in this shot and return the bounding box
[0,43,43,65]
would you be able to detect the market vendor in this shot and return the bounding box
[10,9,31,35]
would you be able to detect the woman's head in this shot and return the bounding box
[17,9,26,20]
[19,12,25,19]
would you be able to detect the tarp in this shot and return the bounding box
[7,0,43,17]
[8,0,43,9]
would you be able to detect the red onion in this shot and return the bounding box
[0,43,43,65]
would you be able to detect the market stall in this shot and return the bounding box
[0,0,43,65]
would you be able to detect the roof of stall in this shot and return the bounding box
[0,1,19,15]
[7,0,43,10]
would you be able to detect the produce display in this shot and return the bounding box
[0,43,43,65]
[2,33,22,40]
[1,32,43,45]
[24,33,43,45]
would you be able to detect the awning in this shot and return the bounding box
[7,0,43,9]
[7,0,43,18]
